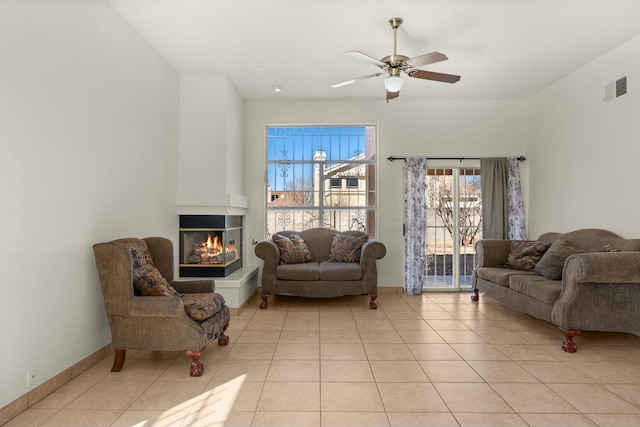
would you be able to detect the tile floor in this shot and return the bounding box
[6,291,640,427]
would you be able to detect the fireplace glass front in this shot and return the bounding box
[179,215,242,277]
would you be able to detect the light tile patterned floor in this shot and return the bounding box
[6,291,640,426]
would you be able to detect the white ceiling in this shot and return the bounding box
[106,0,640,102]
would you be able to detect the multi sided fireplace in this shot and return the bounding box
[179,215,243,277]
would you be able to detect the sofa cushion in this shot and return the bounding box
[329,234,368,262]
[319,260,363,281]
[535,239,587,280]
[505,240,550,271]
[181,292,226,321]
[476,267,536,287]
[508,275,562,305]
[276,262,321,280]
[273,233,313,264]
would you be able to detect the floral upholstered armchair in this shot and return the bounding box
[92,237,230,376]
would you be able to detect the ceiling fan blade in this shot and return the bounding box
[386,90,399,101]
[346,51,387,67]
[332,73,384,88]
[409,69,461,83]
[405,51,448,68]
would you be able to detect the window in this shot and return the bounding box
[266,126,377,237]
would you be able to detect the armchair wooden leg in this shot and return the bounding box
[560,328,580,353]
[369,293,378,309]
[186,349,204,377]
[218,323,230,346]
[471,289,479,302]
[260,293,270,309]
[111,349,126,372]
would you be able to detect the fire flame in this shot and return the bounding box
[206,234,220,249]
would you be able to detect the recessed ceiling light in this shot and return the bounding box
[272,85,283,93]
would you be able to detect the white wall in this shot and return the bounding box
[225,80,245,198]
[178,75,244,197]
[243,101,528,287]
[177,75,247,213]
[0,0,179,408]
[526,34,640,239]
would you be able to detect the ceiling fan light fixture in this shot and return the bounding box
[384,75,404,92]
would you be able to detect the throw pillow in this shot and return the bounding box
[272,233,313,264]
[329,234,369,262]
[505,240,550,271]
[114,237,155,279]
[181,293,226,321]
[114,238,180,297]
[535,239,586,280]
[133,267,181,297]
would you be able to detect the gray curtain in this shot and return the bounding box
[481,157,509,239]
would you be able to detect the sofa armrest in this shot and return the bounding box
[474,239,512,268]
[170,279,216,294]
[551,252,640,332]
[360,240,386,290]
[563,252,640,283]
[255,240,279,263]
[255,240,280,293]
[128,295,183,317]
[360,240,386,265]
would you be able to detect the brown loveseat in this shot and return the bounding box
[255,228,386,309]
[472,229,640,352]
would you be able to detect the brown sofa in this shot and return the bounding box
[472,229,640,352]
[255,228,386,309]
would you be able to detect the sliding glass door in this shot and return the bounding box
[425,161,482,290]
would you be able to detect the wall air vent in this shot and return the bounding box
[604,76,627,101]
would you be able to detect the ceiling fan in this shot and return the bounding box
[332,17,461,101]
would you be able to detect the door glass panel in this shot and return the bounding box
[426,167,482,289]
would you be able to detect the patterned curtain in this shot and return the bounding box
[403,158,428,295]
[507,157,526,239]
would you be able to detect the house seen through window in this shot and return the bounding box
[266,125,377,238]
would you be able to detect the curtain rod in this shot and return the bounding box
[387,156,526,162]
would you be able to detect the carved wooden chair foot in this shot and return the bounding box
[560,328,580,352]
[260,293,270,309]
[218,331,230,346]
[186,349,204,377]
[369,293,378,309]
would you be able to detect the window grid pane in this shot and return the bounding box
[266,126,376,238]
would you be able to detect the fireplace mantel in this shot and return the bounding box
[176,191,248,216]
